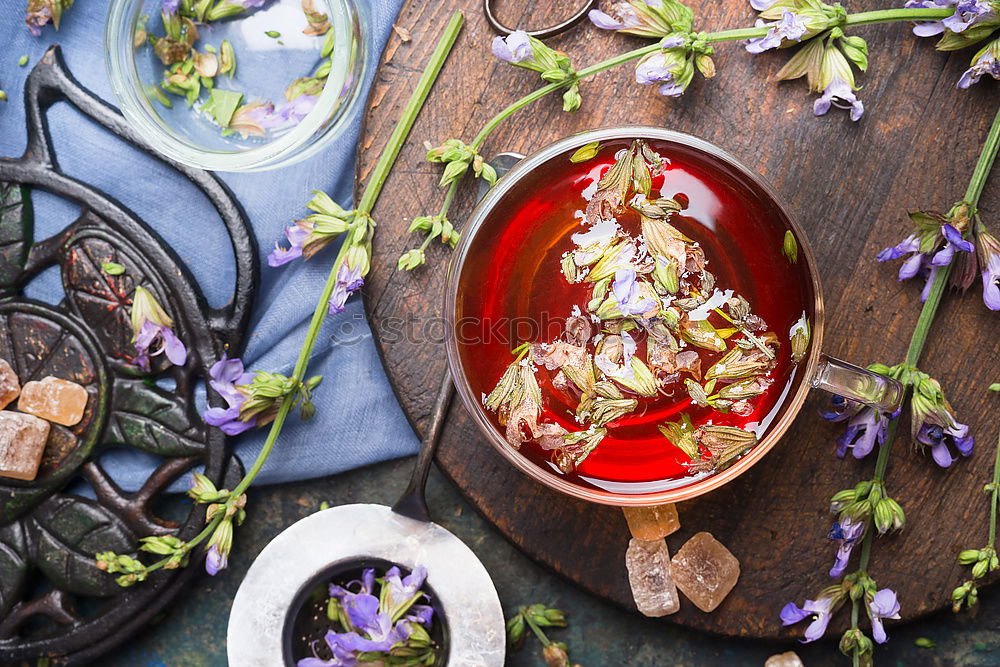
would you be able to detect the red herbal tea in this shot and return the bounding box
[454,137,817,494]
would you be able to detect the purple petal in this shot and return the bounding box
[343,593,381,631]
[160,328,188,366]
[205,544,227,576]
[780,602,811,625]
[942,223,975,253]
[921,265,940,301]
[984,268,1000,310]
[588,8,627,30]
[931,441,954,467]
[899,252,924,280]
[954,435,975,457]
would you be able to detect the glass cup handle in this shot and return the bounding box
[811,354,904,413]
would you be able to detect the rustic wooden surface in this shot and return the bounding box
[356,0,1000,638]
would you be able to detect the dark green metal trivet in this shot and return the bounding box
[0,46,258,666]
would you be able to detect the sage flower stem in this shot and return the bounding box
[137,11,465,574]
[356,10,464,214]
[470,7,957,151]
[988,427,1000,549]
[843,7,953,28]
[845,102,1000,665]
[421,180,459,251]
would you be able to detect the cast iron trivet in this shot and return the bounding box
[0,46,257,666]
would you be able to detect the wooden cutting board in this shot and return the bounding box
[355,0,999,637]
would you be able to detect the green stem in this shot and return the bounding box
[356,10,464,214]
[844,8,953,27]
[521,612,552,647]
[988,428,1000,549]
[229,11,463,501]
[847,103,1000,656]
[420,181,459,251]
[471,7,955,150]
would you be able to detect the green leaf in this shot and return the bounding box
[265,30,281,38]
[102,262,125,276]
[0,522,28,616]
[28,496,135,597]
[776,38,825,90]
[839,35,868,71]
[107,379,208,456]
[989,383,1000,392]
[201,88,243,129]
[18,55,28,67]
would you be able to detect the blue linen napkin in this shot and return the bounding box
[0,0,418,489]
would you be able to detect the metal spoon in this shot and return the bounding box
[226,373,505,666]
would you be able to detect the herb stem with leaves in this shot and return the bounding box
[400,3,954,267]
[780,103,1000,667]
[97,11,466,586]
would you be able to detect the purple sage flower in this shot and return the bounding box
[268,223,311,267]
[271,94,319,128]
[916,420,974,467]
[943,0,994,33]
[822,395,889,460]
[328,263,364,314]
[878,223,974,300]
[491,30,532,64]
[205,543,227,576]
[588,6,641,31]
[130,286,187,372]
[634,51,688,96]
[612,269,657,315]
[298,632,360,667]
[958,47,1000,88]
[780,596,836,642]
[745,11,809,54]
[868,589,901,644]
[25,3,54,36]
[932,223,976,266]
[162,0,181,14]
[828,517,865,577]
[813,76,864,122]
[203,355,256,435]
[982,232,1000,309]
[382,566,428,619]
[750,0,781,9]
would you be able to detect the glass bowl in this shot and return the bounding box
[105,0,367,172]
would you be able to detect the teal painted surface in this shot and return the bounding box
[105,458,1000,666]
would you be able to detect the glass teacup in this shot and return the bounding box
[444,127,901,506]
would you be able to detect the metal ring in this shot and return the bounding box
[483,0,597,39]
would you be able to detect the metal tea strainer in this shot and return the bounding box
[226,375,506,666]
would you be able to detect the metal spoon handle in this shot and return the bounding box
[392,373,455,522]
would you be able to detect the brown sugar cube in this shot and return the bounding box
[670,531,740,613]
[625,538,680,617]
[0,358,20,410]
[0,412,51,481]
[622,504,680,540]
[765,652,804,667]
[18,376,88,427]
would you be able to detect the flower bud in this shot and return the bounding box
[959,549,982,565]
[543,643,569,667]
[973,559,989,579]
